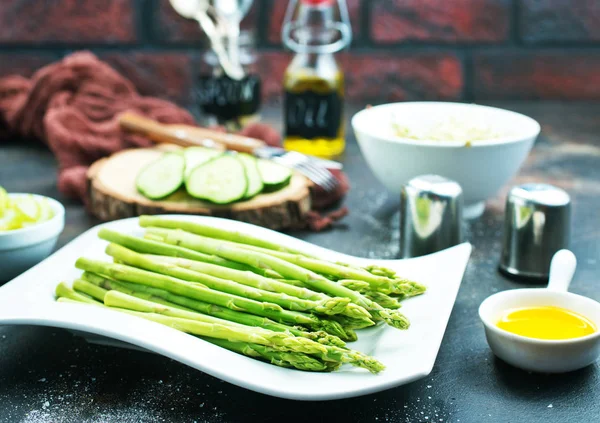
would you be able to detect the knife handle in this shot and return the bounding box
[118,112,195,147]
[197,130,266,154]
[119,112,266,154]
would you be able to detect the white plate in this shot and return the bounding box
[0,216,471,400]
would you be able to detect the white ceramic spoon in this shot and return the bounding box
[170,0,245,80]
[479,249,600,373]
[212,0,253,79]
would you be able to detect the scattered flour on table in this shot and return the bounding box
[0,370,229,423]
[371,380,455,423]
[19,407,166,423]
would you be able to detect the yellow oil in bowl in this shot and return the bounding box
[497,306,596,340]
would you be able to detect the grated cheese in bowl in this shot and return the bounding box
[391,114,509,145]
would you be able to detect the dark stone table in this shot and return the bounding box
[1,103,599,422]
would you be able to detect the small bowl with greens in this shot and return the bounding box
[0,187,65,281]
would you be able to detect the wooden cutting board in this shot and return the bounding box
[87,147,313,230]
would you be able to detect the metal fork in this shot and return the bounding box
[273,151,340,192]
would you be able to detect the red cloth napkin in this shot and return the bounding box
[0,52,347,230]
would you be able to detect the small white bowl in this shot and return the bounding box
[0,194,65,281]
[479,251,600,373]
[352,102,541,218]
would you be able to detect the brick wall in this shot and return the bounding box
[1,0,599,107]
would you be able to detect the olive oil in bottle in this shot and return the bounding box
[281,0,352,158]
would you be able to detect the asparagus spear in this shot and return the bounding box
[142,217,421,295]
[217,242,408,295]
[151,254,329,301]
[100,228,284,279]
[55,282,100,304]
[56,293,375,372]
[339,279,426,299]
[364,291,402,309]
[144,228,411,329]
[73,279,108,302]
[98,228,251,272]
[203,338,333,372]
[82,272,349,347]
[58,294,335,372]
[143,254,373,324]
[364,265,398,278]
[75,258,351,338]
[393,282,428,299]
[113,309,385,373]
[105,243,353,318]
[139,215,312,257]
[338,279,371,292]
[236,248,424,298]
[275,279,312,290]
[105,290,351,360]
[105,290,252,330]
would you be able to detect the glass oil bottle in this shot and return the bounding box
[281,0,352,158]
[197,31,262,131]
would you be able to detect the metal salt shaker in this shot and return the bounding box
[400,175,464,258]
[499,183,571,280]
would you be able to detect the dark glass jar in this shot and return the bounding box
[197,31,262,131]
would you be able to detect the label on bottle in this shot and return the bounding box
[197,75,262,122]
[284,90,342,139]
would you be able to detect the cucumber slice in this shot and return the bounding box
[186,155,248,204]
[184,147,223,180]
[136,153,185,200]
[257,159,292,192]
[238,154,264,199]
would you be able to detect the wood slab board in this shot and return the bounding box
[87,148,313,230]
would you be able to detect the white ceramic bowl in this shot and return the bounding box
[479,251,600,373]
[479,289,600,373]
[0,194,65,281]
[352,102,541,218]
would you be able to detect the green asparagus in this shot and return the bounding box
[113,309,385,373]
[82,272,348,347]
[105,243,353,318]
[216,242,407,295]
[152,255,331,301]
[53,216,433,374]
[339,279,426,299]
[56,293,373,372]
[145,254,374,325]
[364,291,402,309]
[99,228,284,279]
[73,279,108,302]
[142,216,421,296]
[332,315,378,330]
[105,290,252,330]
[144,228,411,329]
[55,282,100,304]
[364,265,398,279]
[203,338,333,372]
[98,228,251,271]
[338,279,371,292]
[139,215,312,257]
[105,290,351,363]
[75,258,351,339]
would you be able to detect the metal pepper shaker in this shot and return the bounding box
[499,183,571,280]
[400,175,464,258]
